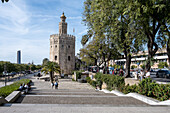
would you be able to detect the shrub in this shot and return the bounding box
[137,78,157,96]
[86,77,91,83]
[74,71,83,81]
[131,65,137,69]
[86,72,170,101]
[90,80,97,87]
[95,73,103,89]
[158,62,168,69]
[153,84,170,101]
[101,74,125,91]
[128,78,170,101]
[0,79,30,97]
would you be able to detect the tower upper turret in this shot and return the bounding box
[59,12,67,34]
[60,12,66,22]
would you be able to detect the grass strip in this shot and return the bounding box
[0,79,30,97]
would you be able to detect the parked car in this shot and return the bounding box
[88,66,98,73]
[156,70,170,78]
[10,72,17,76]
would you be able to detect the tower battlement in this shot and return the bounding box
[50,34,75,40]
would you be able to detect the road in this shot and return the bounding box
[150,72,170,84]
[0,73,37,88]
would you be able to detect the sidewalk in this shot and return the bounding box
[1,77,170,113]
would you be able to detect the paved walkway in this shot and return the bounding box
[0,76,170,113]
[13,78,146,105]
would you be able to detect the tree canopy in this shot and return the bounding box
[124,0,170,70]
[82,0,145,76]
[82,0,170,74]
[1,0,9,3]
[0,61,40,74]
[41,61,60,83]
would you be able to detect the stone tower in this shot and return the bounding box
[50,12,75,74]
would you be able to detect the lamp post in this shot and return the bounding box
[4,64,7,86]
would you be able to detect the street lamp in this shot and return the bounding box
[3,64,7,86]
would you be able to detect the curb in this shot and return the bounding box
[101,89,170,106]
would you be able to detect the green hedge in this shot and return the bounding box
[101,74,125,91]
[136,78,169,101]
[86,72,170,101]
[95,73,103,90]
[86,77,96,88]
[74,71,83,81]
[0,79,31,98]
[119,78,170,101]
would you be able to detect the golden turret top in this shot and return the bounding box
[60,12,66,20]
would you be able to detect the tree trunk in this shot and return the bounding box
[50,71,54,83]
[167,38,170,69]
[125,53,131,78]
[95,59,97,66]
[145,49,152,72]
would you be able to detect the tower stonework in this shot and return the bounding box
[50,13,75,74]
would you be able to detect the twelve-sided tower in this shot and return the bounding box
[50,12,75,74]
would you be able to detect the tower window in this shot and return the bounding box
[55,45,57,48]
[62,45,64,48]
[68,56,70,61]
[55,56,57,60]
[68,45,70,48]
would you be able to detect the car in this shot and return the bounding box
[88,66,98,73]
[9,72,17,77]
[156,70,170,78]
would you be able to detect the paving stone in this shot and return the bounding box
[16,95,148,106]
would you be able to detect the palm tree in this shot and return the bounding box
[41,61,60,83]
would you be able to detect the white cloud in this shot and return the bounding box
[0,0,30,35]
[0,0,87,64]
[77,29,88,36]
[67,16,82,20]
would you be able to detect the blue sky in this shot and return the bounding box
[0,0,87,65]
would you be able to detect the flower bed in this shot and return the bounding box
[0,79,31,98]
[86,73,170,101]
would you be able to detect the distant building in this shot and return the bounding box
[17,50,21,64]
[114,48,169,69]
[50,12,75,74]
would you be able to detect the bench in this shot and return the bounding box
[5,91,21,103]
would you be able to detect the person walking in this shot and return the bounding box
[119,69,124,76]
[139,70,144,81]
[54,81,58,89]
[51,82,54,89]
[145,70,150,78]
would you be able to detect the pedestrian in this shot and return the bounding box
[54,81,58,89]
[119,69,124,76]
[51,82,54,89]
[18,84,23,91]
[139,70,144,81]
[145,70,150,78]
[22,83,25,90]
[95,85,99,91]
[112,70,114,75]
[24,83,29,93]
[115,69,117,75]
[134,70,138,79]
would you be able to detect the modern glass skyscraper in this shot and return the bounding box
[17,50,21,64]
